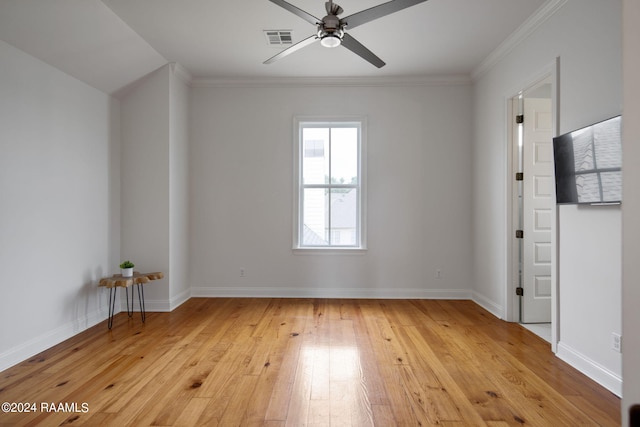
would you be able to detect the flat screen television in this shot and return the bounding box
[552,115,622,205]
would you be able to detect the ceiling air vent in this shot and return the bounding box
[264,30,293,46]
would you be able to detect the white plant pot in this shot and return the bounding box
[122,268,133,277]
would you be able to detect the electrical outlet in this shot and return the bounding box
[436,269,442,279]
[611,333,622,353]
[240,268,245,277]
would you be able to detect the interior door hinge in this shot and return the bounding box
[516,115,524,124]
[515,172,524,181]
[516,230,524,239]
[516,287,524,296]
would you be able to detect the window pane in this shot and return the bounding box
[303,128,329,185]
[302,188,328,246]
[330,127,358,185]
[330,189,357,246]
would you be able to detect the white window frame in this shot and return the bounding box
[293,116,367,253]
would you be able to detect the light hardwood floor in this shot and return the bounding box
[0,298,620,426]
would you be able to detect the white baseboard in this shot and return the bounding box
[472,291,504,319]
[170,288,191,310]
[190,285,473,300]
[0,307,109,373]
[556,341,622,397]
[117,288,190,313]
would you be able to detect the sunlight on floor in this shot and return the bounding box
[294,344,372,425]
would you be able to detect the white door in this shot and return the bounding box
[522,97,553,323]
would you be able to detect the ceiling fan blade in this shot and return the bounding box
[340,33,385,68]
[268,0,320,25]
[341,0,428,29]
[263,34,318,64]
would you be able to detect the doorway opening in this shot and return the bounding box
[506,61,559,351]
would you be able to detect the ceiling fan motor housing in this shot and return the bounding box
[318,14,343,47]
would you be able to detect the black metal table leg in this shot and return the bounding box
[136,284,146,323]
[125,286,134,317]
[107,287,117,330]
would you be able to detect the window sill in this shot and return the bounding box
[293,247,367,255]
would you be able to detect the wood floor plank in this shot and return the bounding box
[330,314,373,426]
[357,302,423,425]
[217,374,261,426]
[423,314,559,424]
[0,298,620,426]
[173,397,212,427]
[399,325,487,425]
[264,300,311,423]
[350,303,391,408]
[371,403,396,426]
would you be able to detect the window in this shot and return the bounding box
[294,117,366,250]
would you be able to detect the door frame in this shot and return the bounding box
[505,58,560,352]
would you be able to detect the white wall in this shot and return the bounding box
[120,65,171,306]
[472,0,622,395]
[0,40,120,370]
[556,204,621,394]
[622,0,640,422]
[120,63,190,310]
[189,81,473,298]
[169,64,191,307]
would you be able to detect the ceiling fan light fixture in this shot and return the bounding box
[320,34,342,48]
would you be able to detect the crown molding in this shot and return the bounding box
[189,74,471,88]
[471,0,568,81]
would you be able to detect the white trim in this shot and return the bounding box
[117,289,190,313]
[293,116,367,250]
[506,95,519,323]
[191,286,473,300]
[556,341,622,397]
[0,306,110,372]
[503,59,560,353]
[190,75,471,88]
[471,0,568,81]
[292,248,367,255]
[169,288,191,311]
[472,291,504,319]
[123,298,172,313]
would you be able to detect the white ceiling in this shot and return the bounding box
[0,0,547,94]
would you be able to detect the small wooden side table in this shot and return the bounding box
[99,271,164,329]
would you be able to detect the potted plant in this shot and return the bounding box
[120,260,135,277]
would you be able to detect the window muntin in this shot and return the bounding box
[296,118,365,250]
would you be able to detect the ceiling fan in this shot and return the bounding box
[264,0,429,68]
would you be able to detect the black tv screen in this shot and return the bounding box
[553,115,622,205]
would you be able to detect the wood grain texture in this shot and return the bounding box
[98,271,164,288]
[0,298,620,426]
